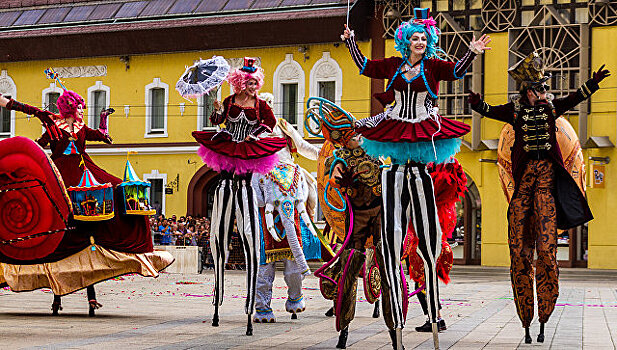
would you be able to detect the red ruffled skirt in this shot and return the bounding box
[356,115,470,143]
[192,131,287,174]
[192,131,286,160]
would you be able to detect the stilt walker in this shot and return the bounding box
[191,58,287,335]
[468,53,609,344]
[341,8,490,349]
[308,98,391,349]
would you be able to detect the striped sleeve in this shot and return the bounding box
[344,33,397,79]
[453,49,477,79]
[430,49,477,82]
[344,34,367,73]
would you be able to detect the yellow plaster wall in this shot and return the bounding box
[471,32,511,267]
[585,26,617,269]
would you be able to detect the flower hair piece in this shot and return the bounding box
[227,57,265,94]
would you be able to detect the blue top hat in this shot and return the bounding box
[414,8,430,20]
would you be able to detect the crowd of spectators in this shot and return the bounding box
[150,214,246,270]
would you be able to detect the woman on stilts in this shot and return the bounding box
[342,7,490,349]
[192,58,286,335]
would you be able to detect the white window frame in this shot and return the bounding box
[273,54,306,136]
[0,70,17,138]
[144,78,169,138]
[309,52,343,106]
[143,170,167,216]
[196,88,222,131]
[87,80,111,129]
[41,82,63,113]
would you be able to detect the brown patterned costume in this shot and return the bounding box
[471,77,598,328]
[319,146,397,331]
[508,159,558,326]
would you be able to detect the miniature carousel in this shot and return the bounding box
[118,160,156,216]
[66,167,114,221]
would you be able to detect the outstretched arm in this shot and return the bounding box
[98,107,114,134]
[468,91,515,124]
[342,25,398,79]
[1,94,62,140]
[84,125,112,144]
[435,34,491,81]
[553,65,610,116]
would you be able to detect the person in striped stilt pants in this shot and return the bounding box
[341,7,490,349]
[192,58,287,336]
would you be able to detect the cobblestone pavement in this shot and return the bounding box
[1,266,615,349]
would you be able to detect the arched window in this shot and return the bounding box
[197,88,222,131]
[144,78,169,138]
[309,52,343,106]
[41,82,63,114]
[87,81,111,129]
[273,54,305,134]
[0,70,17,138]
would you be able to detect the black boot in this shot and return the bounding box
[537,323,545,343]
[415,318,446,332]
[88,300,101,317]
[372,300,380,318]
[325,306,334,317]
[388,329,405,350]
[246,314,253,336]
[51,295,62,316]
[524,327,532,344]
[336,327,348,349]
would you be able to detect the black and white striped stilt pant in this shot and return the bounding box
[380,163,442,329]
[210,173,261,316]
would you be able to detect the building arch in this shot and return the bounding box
[144,77,169,138]
[187,165,220,218]
[87,80,111,128]
[309,51,343,106]
[273,53,305,135]
[41,82,63,113]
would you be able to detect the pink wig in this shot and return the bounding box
[56,90,85,120]
[227,67,265,94]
